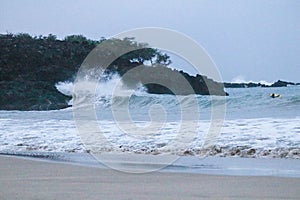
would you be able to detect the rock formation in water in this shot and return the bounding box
[224,80,299,88]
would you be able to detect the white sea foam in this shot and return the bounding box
[0,109,299,158]
[55,81,74,96]
[231,75,273,86]
[1,83,299,158]
[231,75,247,83]
[55,74,147,105]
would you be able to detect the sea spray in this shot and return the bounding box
[56,73,148,106]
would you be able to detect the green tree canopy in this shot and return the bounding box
[103,37,172,67]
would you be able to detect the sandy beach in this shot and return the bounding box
[0,155,300,200]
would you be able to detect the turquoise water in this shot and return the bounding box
[0,85,299,158]
[225,86,300,119]
[91,85,300,121]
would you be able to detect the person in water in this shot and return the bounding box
[270,93,281,98]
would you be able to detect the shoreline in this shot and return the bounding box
[1,152,300,177]
[1,155,300,200]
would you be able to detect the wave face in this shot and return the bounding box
[56,77,300,120]
[0,77,299,158]
[225,86,300,119]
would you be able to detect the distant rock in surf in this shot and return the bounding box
[224,80,298,88]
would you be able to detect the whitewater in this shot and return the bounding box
[0,77,300,159]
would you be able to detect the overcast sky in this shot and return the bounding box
[1,0,299,83]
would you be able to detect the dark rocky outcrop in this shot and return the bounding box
[120,66,228,96]
[268,80,295,87]
[223,82,263,88]
[0,81,71,110]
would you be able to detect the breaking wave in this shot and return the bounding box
[0,77,293,158]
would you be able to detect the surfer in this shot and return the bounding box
[270,93,281,98]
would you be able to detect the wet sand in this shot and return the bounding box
[0,155,300,200]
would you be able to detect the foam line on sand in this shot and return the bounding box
[0,155,300,200]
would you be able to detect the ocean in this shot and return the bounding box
[0,79,299,160]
